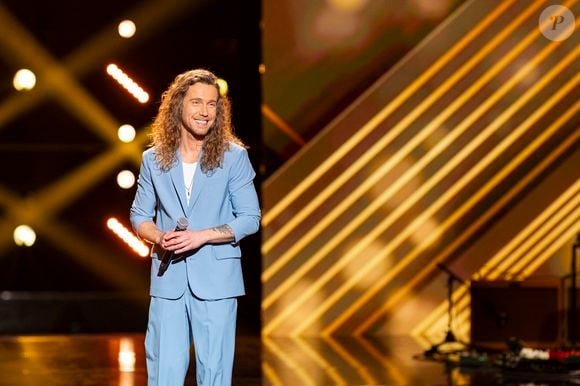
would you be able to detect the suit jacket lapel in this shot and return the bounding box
[187,161,206,211]
[170,152,188,216]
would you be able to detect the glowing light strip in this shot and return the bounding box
[261,0,520,228]
[478,181,580,280]
[106,63,149,103]
[262,2,555,307]
[263,40,577,335]
[320,68,579,336]
[487,209,576,280]
[505,200,579,277]
[262,362,283,386]
[107,217,149,257]
[520,224,580,277]
[262,104,306,146]
[409,132,579,340]
[322,336,378,385]
[262,338,316,386]
[294,338,348,386]
[355,337,408,385]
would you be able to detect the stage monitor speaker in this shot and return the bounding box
[470,279,561,348]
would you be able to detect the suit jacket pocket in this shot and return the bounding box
[212,243,242,260]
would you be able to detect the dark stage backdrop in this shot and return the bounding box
[0,0,262,335]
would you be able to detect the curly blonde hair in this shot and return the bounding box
[149,68,244,172]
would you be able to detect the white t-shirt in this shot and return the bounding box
[183,162,198,205]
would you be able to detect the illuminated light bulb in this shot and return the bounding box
[13,69,36,91]
[216,78,228,97]
[118,124,136,143]
[118,20,136,38]
[13,225,36,247]
[117,170,136,189]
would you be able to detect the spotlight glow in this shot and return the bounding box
[13,69,36,91]
[13,225,36,247]
[118,20,136,38]
[118,337,136,372]
[117,170,136,189]
[118,124,136,143]
[216,78,228,97]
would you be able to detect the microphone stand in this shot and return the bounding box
[425,263,469,357]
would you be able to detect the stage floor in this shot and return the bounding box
[0,333,577,385]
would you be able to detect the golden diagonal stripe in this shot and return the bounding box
[262,338,317,386]
[262,362,283,386]
[355,126,580,335]
[262,104,306,146]
[321,336,378,385]
[506,206,579,279]
[262,0,556,308]
[519,222,580,277]
[412,161,579,340]
[486,198,578,280]
[503,199,580,278]
[293,338,348,386]
[261,0,521,229]
[319,67,580,336]
[478,180,580,279]
[263,37,575,335]
[355,337,408,386]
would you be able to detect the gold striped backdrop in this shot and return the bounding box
[261,0,579,339]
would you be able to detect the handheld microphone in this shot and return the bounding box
[157,217,189,276]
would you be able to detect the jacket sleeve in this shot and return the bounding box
[226,147,261,243]
[130,150,158,233]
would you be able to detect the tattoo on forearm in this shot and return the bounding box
[212,224,234,239]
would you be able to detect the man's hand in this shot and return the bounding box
[160,224,234,254]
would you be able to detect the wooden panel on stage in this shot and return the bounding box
[470,279,562,348]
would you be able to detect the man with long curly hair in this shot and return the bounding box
[130,68,261,386]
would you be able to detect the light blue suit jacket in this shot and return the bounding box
[130,143,261,300]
